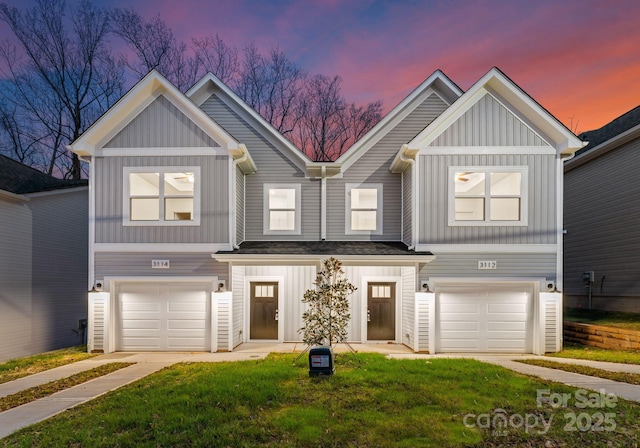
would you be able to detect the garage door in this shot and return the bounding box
[117,282,211,351]
[437,284,532,353]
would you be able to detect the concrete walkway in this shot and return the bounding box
[2,345,640,439]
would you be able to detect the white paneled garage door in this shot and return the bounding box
[117,282,211,351]
[437,283,533,353]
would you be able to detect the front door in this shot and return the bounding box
[367,282,395,340]
[250,282,279,340]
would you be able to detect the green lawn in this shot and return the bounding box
[2,354,640,447]
[551,343,640,365]
[0,346,94,385]
[564,307,640,332]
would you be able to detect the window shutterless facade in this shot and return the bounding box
[263,184,301,235]
[448,166,528,226]
[123,166,200,226]
[346,183,383,234]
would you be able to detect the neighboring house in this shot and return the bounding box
[564,106,640,312]
[0,155,88,362]
[69,67,582,355]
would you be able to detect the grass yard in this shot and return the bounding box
[0,346,94,385]
[550,343,640,365]
[0,363,134,412]
[564,307,640,332]
[517,359,640,386]
[2,354,640,447]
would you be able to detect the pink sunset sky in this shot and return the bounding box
[3,0,640,134]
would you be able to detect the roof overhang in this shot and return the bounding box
[229,144,257,175]
[336,70,463,172]
[404,67,585,157]
[565,123,640,172]
[0,188,29,202]
[68,70,240,157]
[187,72,313,173]
[212,253,436,266]
[306,162,343,178]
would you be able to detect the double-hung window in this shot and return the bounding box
[448,166,527,226]
[346,183,383,234]
[263,184,301,234]
[123,166,200,226]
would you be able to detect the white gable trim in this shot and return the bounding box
[336,70,463,171]
[406,68,583,156]
[187,73,312,172]
[69,70,239,157]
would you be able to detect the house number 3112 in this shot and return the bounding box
[478,260,497,270]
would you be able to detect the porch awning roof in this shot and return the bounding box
[213,241,435,265]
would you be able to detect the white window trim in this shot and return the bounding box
[447,166,528,227]
[263,183,301,235]
[345,183,383,235]
[122,166,201,227]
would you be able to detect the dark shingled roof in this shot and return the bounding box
[217,241,432,256]
[576,105,640,157]
[0,154,87,194]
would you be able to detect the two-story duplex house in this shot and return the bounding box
[70,67,582,355]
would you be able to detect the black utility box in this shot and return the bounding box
[308,346,335,376]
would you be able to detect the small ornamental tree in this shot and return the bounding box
[300,257,356,346]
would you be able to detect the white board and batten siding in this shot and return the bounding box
[327,94,449,241]
[233,265,317,342]
[401,267,416,349]
[200,93,321,241]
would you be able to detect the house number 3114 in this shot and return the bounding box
[478,260,497,270]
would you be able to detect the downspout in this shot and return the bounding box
[398,145,415,250]
[556,152,576,291]
[321,165,327,241]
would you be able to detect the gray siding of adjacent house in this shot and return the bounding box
[104,95,220,148]
[200,93,321,241]
[0,197,32,362]
[429,93,549,147]
[418,153,557,244]
[402,165,412,246]
[419,252,557,280]
[94,155,229,244]
[564,136,640,311]
[29,189,89,354]
[94,252,229,286]
[0,188,88,362]
[327,94,449,241]
[236,165,245,244]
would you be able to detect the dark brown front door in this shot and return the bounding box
[367,282,395,340]
[250,282,279,340]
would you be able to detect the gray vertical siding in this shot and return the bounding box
[94,155,229,244]
[564,136,640,307]
[29,189,89,353]
[236,165,245,244]
[105,95,219,148]
[0,198,33,362]
[429,94,549,147]
[402,165,412,246]
[200,93,321,241]
[94,252,229,284]
[418,154,557,244]
[327,94,448,241]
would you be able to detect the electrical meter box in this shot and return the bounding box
[309,346,335,376]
